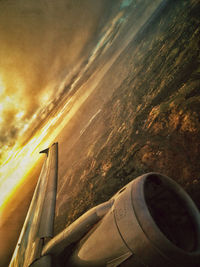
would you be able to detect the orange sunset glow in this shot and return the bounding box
[0,0,105,211]
[0,72,97,214]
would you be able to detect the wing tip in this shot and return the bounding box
[39,148,49,155]
[39,142,58,155]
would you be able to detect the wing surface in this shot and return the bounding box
[9,143,58,267]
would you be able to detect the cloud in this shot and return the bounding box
[0,0,108,164]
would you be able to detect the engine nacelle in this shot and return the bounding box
[66,173,200,267]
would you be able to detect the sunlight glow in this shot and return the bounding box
[0,73,97,217]
[0,77,5,95]
[16,111,25,120]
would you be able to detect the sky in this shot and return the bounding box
[0,0,110,216]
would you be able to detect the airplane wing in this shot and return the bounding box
[9,143,58,267]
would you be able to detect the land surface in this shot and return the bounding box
[54,0,200,234]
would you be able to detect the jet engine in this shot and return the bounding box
[42,172,200,267]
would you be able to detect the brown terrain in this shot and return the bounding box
[54,0,200,234]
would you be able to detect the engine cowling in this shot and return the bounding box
[67,173,200,267]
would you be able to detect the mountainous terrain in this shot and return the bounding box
[54,0,200,234]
